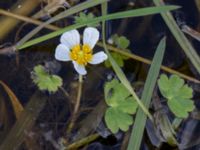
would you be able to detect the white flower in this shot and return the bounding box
[55,27,108,75]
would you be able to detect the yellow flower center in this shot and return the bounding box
[70,44,93,65]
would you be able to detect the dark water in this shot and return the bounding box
[0,0,200,150]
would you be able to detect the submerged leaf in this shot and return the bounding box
[158,74,195,118]
[32,65,62,92]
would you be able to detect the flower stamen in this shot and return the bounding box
[70,44,93,65]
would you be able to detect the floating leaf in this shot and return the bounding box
[158,74,195,118]
[104,79,138,133]
[32,65,62,92]
[75,12,100,27]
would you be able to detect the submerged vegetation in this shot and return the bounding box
[0,0,200,150]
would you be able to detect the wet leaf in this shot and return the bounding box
[32,65,62,92]
[158,74,195,118]
[104,79,138,133]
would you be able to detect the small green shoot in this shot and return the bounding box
[104,79,138,133]
[158,74,195,118]
[105,34,130,67]
[75,12,100,27]
[32,65,63,92]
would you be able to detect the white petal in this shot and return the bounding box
[89,51,108,64]
[72,61,87,75]
[55,44,71,61]
[83,27,99,49]
[60,30,80,49]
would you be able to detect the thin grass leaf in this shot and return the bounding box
[127,37,166,150]
[153,0,200,75]
[17,5,179,50]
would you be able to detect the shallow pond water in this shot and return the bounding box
[0,0,200,150]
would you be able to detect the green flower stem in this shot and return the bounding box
[66,75,83,137]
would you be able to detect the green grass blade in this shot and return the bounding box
[153,0,200,75]
[101,3,153,120]
[17,5,179,50]
[16,0,108,47]
[127,37,166,150]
